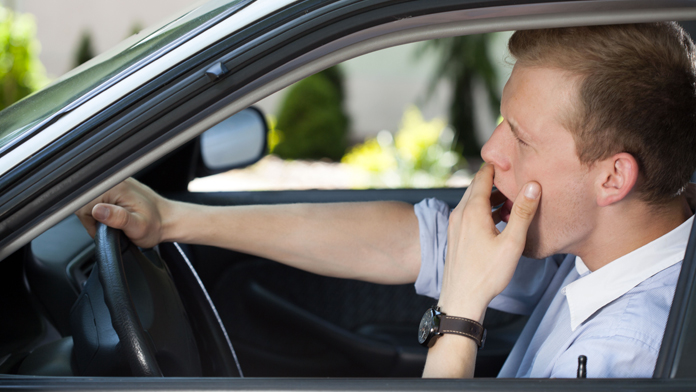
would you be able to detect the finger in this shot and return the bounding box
[502,182,541,245]
[468,164,495,205]
[455,180,475,210]
[92,203,133,231]
[76,213,97,238]
[457,164,492,206]
[76,199,104,237]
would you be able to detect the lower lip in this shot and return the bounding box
[501,199,513,223]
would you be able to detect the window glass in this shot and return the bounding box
[189,33,513,192]
[0,0,246,151]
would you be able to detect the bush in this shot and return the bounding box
[342,106,462,188]
[0,7,48,111]
[272,66,349,161]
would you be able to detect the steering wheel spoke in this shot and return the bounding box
[70,224,201,377]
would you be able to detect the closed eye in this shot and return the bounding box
[515,135,529,147]
[505,118,530,147]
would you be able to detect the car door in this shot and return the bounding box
[4,0,696,390]
[164,181,526,377]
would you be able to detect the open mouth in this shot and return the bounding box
[500,198,514,223]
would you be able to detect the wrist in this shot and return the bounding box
[437,298,488,324]
[419,305,487,350]
[158,198,190,243]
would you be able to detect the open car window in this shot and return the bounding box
[187,34,513,193]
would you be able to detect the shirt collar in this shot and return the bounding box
[564,215,694,331]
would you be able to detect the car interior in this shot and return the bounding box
[2,19,696,381]
[0,33,529,378]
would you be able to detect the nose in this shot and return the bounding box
[481,122,511,171]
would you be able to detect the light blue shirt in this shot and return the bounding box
[413,198,691,378]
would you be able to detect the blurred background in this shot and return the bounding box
[1,0,515,191]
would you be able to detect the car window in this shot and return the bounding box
[0,0,246,152]
[188,33,513,192]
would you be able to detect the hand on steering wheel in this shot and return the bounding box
[94,223,163,377]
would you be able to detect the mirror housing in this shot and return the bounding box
[197,107,267,176]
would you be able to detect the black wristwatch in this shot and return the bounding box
[418,306,486,349]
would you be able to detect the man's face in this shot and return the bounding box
[481,64,597,258]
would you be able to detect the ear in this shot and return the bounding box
[596,152,639,207]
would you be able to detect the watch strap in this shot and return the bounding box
[440,315,486,348]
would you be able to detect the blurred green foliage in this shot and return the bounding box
[420,34,500,157]
[342,106,462,188]
[129,22,143,36]
[0,7,48,111]
[273,66,349,161]
[74,30,95,68]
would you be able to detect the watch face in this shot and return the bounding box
[418,309,435,345]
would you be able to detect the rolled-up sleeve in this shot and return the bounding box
[413,197,562,315]
[413,198,450,299]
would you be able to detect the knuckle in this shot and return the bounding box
[514,202,536,219]
[114,209,130,228]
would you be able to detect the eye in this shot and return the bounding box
[514,134,529,147]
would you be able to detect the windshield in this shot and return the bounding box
[0,0,248,153]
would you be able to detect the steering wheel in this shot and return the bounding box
[93,223,163,377]
[70,223,202,376]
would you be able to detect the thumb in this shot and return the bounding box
[502,182,541,245]
[92,203,133,231]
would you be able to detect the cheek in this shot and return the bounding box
[510,154,543,199]
[534,170,594,240]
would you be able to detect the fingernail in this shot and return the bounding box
[93,205,109,221]
[524,183,540,200]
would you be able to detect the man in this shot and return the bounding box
[77,23,696,378]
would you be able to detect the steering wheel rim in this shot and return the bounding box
[94,223,163,377]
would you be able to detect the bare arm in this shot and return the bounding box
[76,178,421,285]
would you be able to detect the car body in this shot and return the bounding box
[2,0,696,390]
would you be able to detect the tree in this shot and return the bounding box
[74,30,95,68]
[420,34,500,157]
[0,7,48,111]
[273,66,350,161]
[129,22,143,36]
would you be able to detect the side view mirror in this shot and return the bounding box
[198,107,268,175]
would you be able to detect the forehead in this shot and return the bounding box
[501,64,579,140]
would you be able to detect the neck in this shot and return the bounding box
[574,195,693,272]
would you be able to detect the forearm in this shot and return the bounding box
[422,298,488,378]
[162,200,421,284]
[423,334,478,378]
